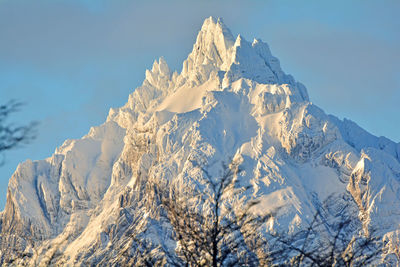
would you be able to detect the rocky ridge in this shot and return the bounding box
[1,17,400,265]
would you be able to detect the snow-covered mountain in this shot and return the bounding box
[1,17,400,265]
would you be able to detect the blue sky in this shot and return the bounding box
[0,0,399,209]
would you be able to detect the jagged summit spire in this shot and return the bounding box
[181,17,235,78]
[180,17,305,91]
[199,16,235,46]
[144,57,172,90]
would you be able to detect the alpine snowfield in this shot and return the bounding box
[1,17,399,265]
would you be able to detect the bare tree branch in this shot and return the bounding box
[157,159,273,266]
[0,100,37,165]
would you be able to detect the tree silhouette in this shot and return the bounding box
[158,160,273,267]
[0,100,36,165]
[268,194,384,266]
[114,158,388,266]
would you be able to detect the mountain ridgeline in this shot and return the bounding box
[1,17,400,265]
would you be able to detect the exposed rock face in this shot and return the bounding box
[1,17,399,265]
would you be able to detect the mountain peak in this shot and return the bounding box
[180,17,304,89]
[144,57,172,90]
[2,15,400,266]
[181,17,235,79]
[199,16,234,42]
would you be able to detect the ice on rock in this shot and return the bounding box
[145,57,172,90]
[181,17,235,79]
[1,17,400,265]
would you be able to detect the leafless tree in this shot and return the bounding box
[119,156,388,267]
[0,100,36,164]
[268,194,384,266]
[111,208,168,267]
[158,160,273,267]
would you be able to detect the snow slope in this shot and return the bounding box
[1,17,399,265]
